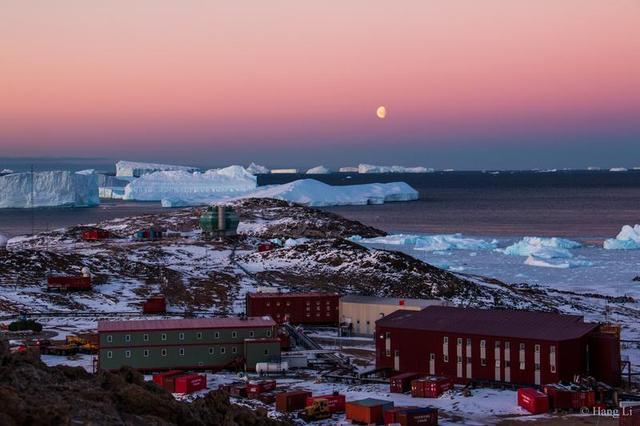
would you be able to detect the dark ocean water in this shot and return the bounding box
[1,169,639,238]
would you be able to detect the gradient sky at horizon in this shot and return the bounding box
[1,0,639,169]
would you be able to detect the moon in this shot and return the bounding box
[376,106,386,119]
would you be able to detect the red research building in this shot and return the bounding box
[245,292,340,325]
[376,306,620,386]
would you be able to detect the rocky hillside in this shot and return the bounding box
[0,340,289,426]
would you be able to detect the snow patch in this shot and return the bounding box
[502,237,581,259]
[604,225,640,250]
[115,160,199,177]
[350,233,497,251]
[0,170,99,208]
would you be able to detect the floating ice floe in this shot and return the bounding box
[524,256,593,269]
[349,233,497,251]
[306,165,331,174]
[115,160,200,177]
[0,169,99,208]
[501,237,581,259]
[124,166,257,202]
[357,164,433,174]
[609,167,628,172]
[603,225,640,250]
[246,162,270,174]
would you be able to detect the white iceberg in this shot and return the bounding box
[603,225,640,250]
[161,179,418,207]
[0,170,99,208]
[115,160,200,177]
[306,165,331,174]
[524,255,592,269]
[97,174,129,199]
[609,167,627,172]
[124,166,257,202]
[502,237,581,259]
[246,162,270,174]
[350,233,497,251]
[271,168,299,174]
[357,164,432,174]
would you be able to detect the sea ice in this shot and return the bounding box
[524,255,592,269]
[603,225,640,250]
[306,165,331,174]
[0,170,99,208]
[357,164,432,174]
[115,160,199,177]
[123,166,257,202]
[350,233,497,251]
[609,167,628,172]
[502,237,581,259]
[246,163,270,174]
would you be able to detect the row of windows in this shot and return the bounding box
[265,300,334,307]
[106,329,271,343]
[105,347,271,359]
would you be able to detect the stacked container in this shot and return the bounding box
[275,390,312,412]
[174,374,207,394]
[247,380,277,397]
[390,372,420,393]
[152,370,184,389]
[305,393,346,413]
[411,377,453,398]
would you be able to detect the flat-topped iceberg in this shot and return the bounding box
[502,237,581,259]
[350,233,497,251]
[246,162,270,174]
[603,225,640,250]
[0,170,99,208]
[115,160,200,177]
[124,166,257,202]
[306,165,331,174]
[160,179,418,207]
[357,164,433,174]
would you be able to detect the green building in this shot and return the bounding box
[97,316,280,371]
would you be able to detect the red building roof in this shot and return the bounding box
[98,316,276,333]
[376,306,599,341]
[246,292,339,298]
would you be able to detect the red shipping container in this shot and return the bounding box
[174,374,207,394]
[258,243,275,252]
[390,373,420,393]
[346,398,394,425]
[247,380,277,396]
[47,276,91,291]
[571,390,596,410]
[143,296,167,314]
[305,393,346,413]
[384,407,418,424]
[397,407,438,425]
[411,377,452,398]
[518,388,550,414]
[276,390,311,412]
[619,403,640,426]
[152,370,184,387]
[544,385,576,411]
[82,229,110,241]
[230,384,247,397]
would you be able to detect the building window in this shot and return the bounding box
[107,335,113,343]
[535,344,540,353]
[443,336,448,344]
[505,341,510,350]
[232,331,237,338]
[179,332,184,340]
[144,349,149,357]
[125,334,131,342]
[161,333,167,341]
[519,361,525,370]
[519,343,525,350]
[550,345,556,353]
[179,348,185,356]
[495,341,501,348]
[249,331,255,338]
[551,364,556,373]
[386,332,391,339]
[480,340,486,348]
[430,353,436,361]
[196,332,202,340]
[209,347,214,355]
[215,332,220,339]
[161,349,167,356]
[444,355,449,362]
[481,358,487,366]
[456,356,462,363]
[466,338,471,346]
[505,360,511,367]
[143,334,149,342]
[266,330,272,337]
[107,351,113,359]
[535,363,541,371]
[386,349,391,357]
[495,359,501,367]
[456,338,462,345]
[125,350,131,358]
[232,347,238,354]
[220,347,226,354]
[264,349,269,355]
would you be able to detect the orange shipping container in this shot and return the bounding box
[346,398,394,425]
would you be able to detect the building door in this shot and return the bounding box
[394,350,400,371]
[429,353,435,375]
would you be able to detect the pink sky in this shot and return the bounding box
[0,0,638,166]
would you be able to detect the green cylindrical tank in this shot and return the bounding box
[199,206,240,235]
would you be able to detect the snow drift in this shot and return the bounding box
[306,165,331,174]
[603,225,640,250]
[357,164,433,174]
[246,163,270,174]
[0,170,99,208]
[502,237,581,259]
[350,233,497,251]
[115,160,199,177]
[123,166,257,202]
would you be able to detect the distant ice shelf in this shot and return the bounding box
[115,160,200,177]
[356,164,433,174]
[0,170,99,208]
[604,225,640,250]
[160,179,419,207]
[349,233,497,251]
